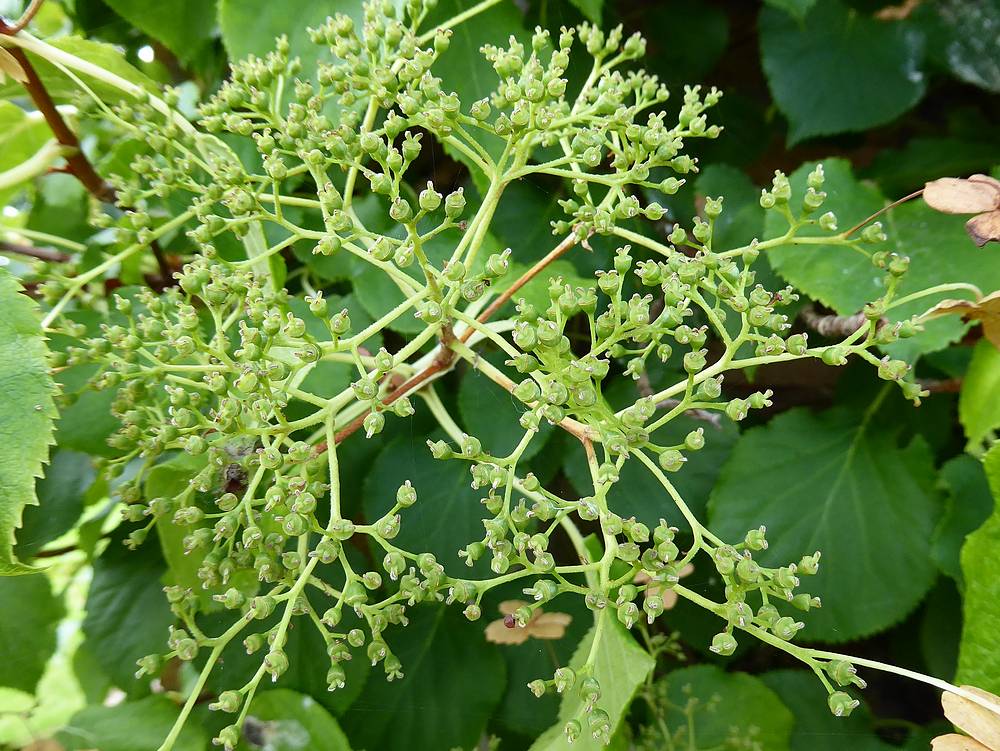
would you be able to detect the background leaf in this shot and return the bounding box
[239,689,351,751]
[654,665,794,751]
[709,404,941,641]
[759,1,925,143]
[529,611,654,751]
[102,0,217,64]
[57,695,206,751]
[341,604,505,751]
[0,574,63,693]
[959,341,1000,449]
[956,443,1000,695]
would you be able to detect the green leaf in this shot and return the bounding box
[695,164,765,250]
[363,435,482,568]
[57,695,207,751]
[759,1,925,143]
[760,669,892,751]
[198,597,370,718]
[959,340,1000,450]
[957,443,1000,694]
[763,0,817,20]
[863,137,1000,197]
[643,0,729,87]
[341,604,505,751]
[145,453,214,610]
[650,665,794,751]
[15,450,93,560]
[218,0,337,68]
[937,0,1000,93]
[709,403,941,641]
[0,269,57,575]
[0,101,52,209]
[491,594,590,739]
[933,453,995,584]
[0,574,63,692]
[103,0,217,64]
[425,0,526,114]
[239,689,351,750]
[2,37,159,102]
[458,360,553,463]
[529,611,654,751]
[567,0,602,23]
[565,383,739,528]
[766,159,1000,357]
[82,529,174,694]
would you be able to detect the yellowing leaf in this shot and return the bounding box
[925,291,1000,349]
[924,177,1000,215]
[941,686,1000,750]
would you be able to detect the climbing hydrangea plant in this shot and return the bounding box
[3,1,1000,749]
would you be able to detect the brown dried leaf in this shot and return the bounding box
[0,46,28,85]
[942,686,1000,750]
[876,0,922,20]
[967,209,1000,248]
[925,291,1000,349]
[527,612,572,640]
[924,178,1000,215]
[931,734,993,751]
[484,618,529,645]
[969,174,1000,193]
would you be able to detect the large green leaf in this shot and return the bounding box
[708,404,941,641]
[458,359,554,463]
[239,689,351,751]
[933,454,995,585]
[760,669,893,751]
[957,443,1000,694]
[15,450,93,560]
[0,574,63,693]
[766,159,1000,357]
[0,269,57,575]
[759,0,925,143]
[424,0,526,115]
[363,435,484,570]
[218,0,340,68]
[529,611,654,751]
[936,0,1000,93]
[341,604,505,751]
[82,530,174,694]
[651,666,793,750]
[103,0,217,64]
[863,137,1000,197]
[566,412,739,529]
[57,695,206,751]
[959,340,1000,450]
[763,0,817,20]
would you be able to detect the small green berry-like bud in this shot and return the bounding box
[828,691,860,717]
[710,631,738,656]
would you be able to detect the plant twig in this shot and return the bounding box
[800,303,886,338]
[0,239,69,262]
[843,189,923,238]
[316,233,582,451]
[0,0,45,35]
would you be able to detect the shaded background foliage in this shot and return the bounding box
[1,0,1000,749]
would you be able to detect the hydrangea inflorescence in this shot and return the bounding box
[33,0,934,747]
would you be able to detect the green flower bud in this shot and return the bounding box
[828,691,859,717]
[710,631,738,656]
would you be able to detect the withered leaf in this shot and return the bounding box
[0,46,28,85]
[925,291,1000,349]
[484,600,572,645]
[924,177,1000,215]
[941,686,1000,751]
[931,734,993,751]
[967,210,1000,248]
